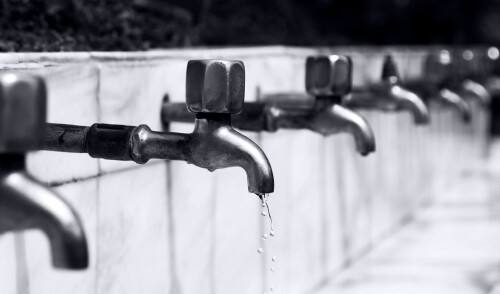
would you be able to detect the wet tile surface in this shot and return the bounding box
[0,233,19,294]
[315,165,500,294]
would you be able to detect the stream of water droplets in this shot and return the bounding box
[256,193,277,294]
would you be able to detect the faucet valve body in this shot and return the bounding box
[306,55,352,97]
[0,73,47,152]
[186,60,245,114]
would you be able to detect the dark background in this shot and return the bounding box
[1,0,499,51]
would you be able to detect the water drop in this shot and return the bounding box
[270,229,275,237]
[262,234,268,240]
[272,256,276,262]
[270,287,274,292]
[270,267,275,272]
[257,248,263,254]
[260,194,274,229]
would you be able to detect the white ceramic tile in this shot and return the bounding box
[259,131,326,294]
[24,179,98,294]
[97,58,188,173]
[364,112,396,244]
[97,163,170,294]
[258,131,295,293]
[167,158,216,293]
[323,136,356,272]
[0,233,19,294]
[166,119,218,293]
[245,55,306,96]
[337,138,372,260]
[212,136,265,293]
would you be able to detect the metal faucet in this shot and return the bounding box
[162,55,376,156]
[344,55,430,125]
[41,60,274,195]
[455,49,492,107]
[0,73,89,269]
[404,50,472,123]
[482,47,500,96]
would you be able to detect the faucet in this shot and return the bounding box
[343,55,430,125]
[41,60,274,196]
[450,49,491,107]
[162,55,376,156]
[404,50,472,123]
[0,73,89,269]
[482,47,500,96]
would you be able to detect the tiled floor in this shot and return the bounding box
[314,141,500,294]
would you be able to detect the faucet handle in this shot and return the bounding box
[458,49,484,79]
[305,55,352,97]
[186,59,245,114]
[381,55,401,83]
[424,50,453,83]
[0,73,47,152]
[483,47,499,76]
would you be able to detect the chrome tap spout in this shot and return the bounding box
[344,55,430,125]
[0,155,88,269]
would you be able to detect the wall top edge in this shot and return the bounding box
[0,45,487,65]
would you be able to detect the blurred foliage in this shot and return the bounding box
[0,0,497,51]
[0,0,192,51]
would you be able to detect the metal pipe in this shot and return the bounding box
[42,124,88,153]
[41,120,274,194]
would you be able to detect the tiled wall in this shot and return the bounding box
[0,47,489,294]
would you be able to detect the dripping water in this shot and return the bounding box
[256,193,277,292]
[257,193,274,231]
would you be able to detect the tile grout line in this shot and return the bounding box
[319,139,328,276]
[47,161,166,187]
[94,172,101,294]
[163,116,181,293]
[210,168,217,294]
[14,233,30,294]
[94,61,102,294]
[165,161,181,293]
